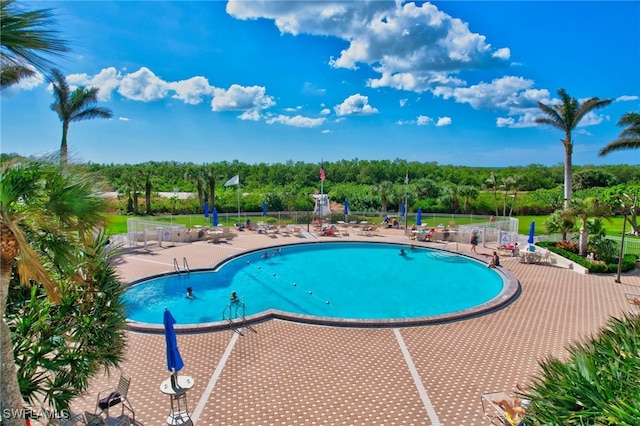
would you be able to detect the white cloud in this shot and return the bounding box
[578,111,606,127]
[417,115,432,126]
[211,84,275,116]
[496,117,515,128]
[67,67,122,101]
[265,114,326,127]
[399,98,408,107]
[334,93,379,116]
[227,0,510,93]
[320,108,331,115]
[118,117,130,121]
[169,76,214,105]
[439,76,543,110]
[321,129,331,134]
[302,82,326,95]
[238,110,262,121]
[616,95,639,102]
[118,67,169,102]
[12,67,44,91]
[492,48,511,60]
[436,116,452,126]
[434,76,554,128]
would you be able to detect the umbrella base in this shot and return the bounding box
[167,411,193,426]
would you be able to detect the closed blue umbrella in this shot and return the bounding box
[343,199,349,222]
[212,208,218,226]
[262,201,267,216]
[204,201,209,218]
[400,201,405,218]
[416,208,422,226]
[163,308,184,378]
[527,220,535,244]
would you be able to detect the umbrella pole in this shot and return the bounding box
[170,368,177,389]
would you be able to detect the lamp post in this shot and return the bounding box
[614,206,628,284]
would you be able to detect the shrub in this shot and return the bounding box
[588,237,618,264]
[538,242,638,274]
[525,313,640,424]
[556,240,579,253]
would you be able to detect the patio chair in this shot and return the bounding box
[626,293,640,309]
[482,390,530,425]
[95,372,135,425]
[481,391,514,425]
[84,412,127,426]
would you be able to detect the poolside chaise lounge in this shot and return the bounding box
[626,293,640,308]
[482,391,522,425]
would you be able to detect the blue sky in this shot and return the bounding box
[2,0,639,167]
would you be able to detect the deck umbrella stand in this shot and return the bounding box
[160,309,194,426]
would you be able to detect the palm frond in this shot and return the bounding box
[0,0,68,74]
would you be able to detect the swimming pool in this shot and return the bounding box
[124,242,518,330]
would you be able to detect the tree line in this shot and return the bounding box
[63,159,637,217]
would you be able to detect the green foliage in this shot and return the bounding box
[75,159,640,217]
[525,313,640,425]
[588,236,618,264]
[572,168,617,191]
[7,232,127,412]
[538,242,637,273]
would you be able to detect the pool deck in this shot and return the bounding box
[70,227,640,425]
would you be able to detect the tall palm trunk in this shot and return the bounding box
[579,218,588,256]
[145,178,152,215]
[0,223,26,426]
[60,123,69,167]
[563,136,572,209]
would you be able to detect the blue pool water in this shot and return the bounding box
[124,243,504,325]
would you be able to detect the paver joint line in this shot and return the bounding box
[191,331,239,423]
[394,328,441,426]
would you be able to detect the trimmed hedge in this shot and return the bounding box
[537,241,637,273]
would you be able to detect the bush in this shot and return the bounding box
[526,313,640,424]
[556,240,579,253]
[538,242,638,274]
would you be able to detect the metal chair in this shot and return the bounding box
[95,372,135,425]
[84,411,127,426]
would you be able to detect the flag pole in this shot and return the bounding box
[404,172,409,231]
[320,159,324,196]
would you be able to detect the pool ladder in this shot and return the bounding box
[222,301,256,335]
[173,257,190,273]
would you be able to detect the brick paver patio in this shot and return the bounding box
[70,227,640,425]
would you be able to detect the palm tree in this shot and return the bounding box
[564,197,612,256]
[499,176,517,217]
[370,181,394,212]
[0,0,68,88]
[599,112,640,156]
[544,210,575,242]
[457,185,479,213]
[185,165,206,211]
[50,68,113,167]
[0,159,106,425]
[536,89,612,208]
[8,232,126,412]
[485,172,499,217]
